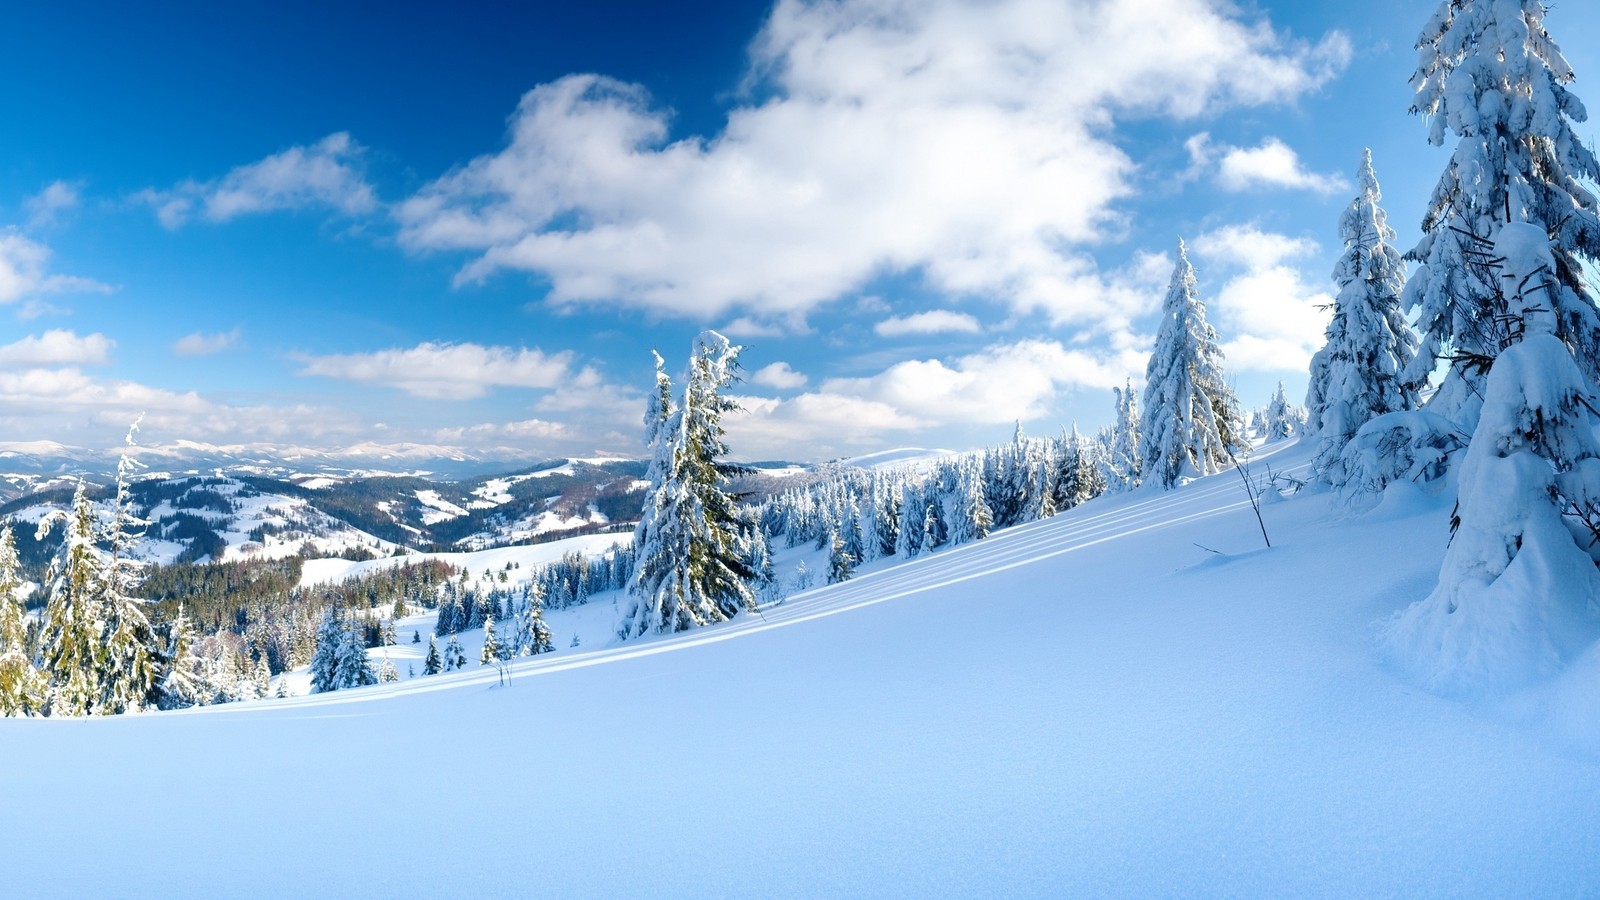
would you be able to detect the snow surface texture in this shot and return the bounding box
[4,439,1600,897]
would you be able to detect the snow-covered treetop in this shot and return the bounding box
[1403,0,1600,421]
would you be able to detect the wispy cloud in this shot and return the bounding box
[295,341,580,400]
[139,132,377,228]
[874,310,981,337]
[173,328,242,357]
[0,229,113,307]
[24,181,82,228]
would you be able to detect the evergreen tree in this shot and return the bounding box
[423,635,442,675]
[377,654,399,684]
[895,482,924,559]
[446,635,466,671]
[308,606,347,694]
[480,612,500,665]
[309,606,377,693]
[620,332,757,639]
[0,528,44,716]
[826,528,856,584]
[1404,0,1600,427]
[95,438,161,715]
[157,605,205,710]
[1138,240,1244,489]
[1106,379,1142,490]
[1308,150,1421,479]
[35,481,105,716]
[1260,381,1300,443]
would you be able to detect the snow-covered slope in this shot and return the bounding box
[5,439,1600,897]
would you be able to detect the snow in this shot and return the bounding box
[298,530,629,588]
[843,447,957,469]
[7,438,1600,896]
[413,488,469,524]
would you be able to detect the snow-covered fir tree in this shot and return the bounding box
[512,583,555,656]
[0,528,44,717]
[377,654,399,683]
[1258,381,1302,443]
[445,634,466,671]
[480,611,500,665]
[157,605,205,710]
[1403,0,1600,428]
[309,606,376,693]
[826,528,856,584]
[1306,150,1420,479]
[1384,222,1600,691]
[619,332,757,639]
[423,635,442,675]
[1138,240,1244,489]
[95,437,162,714]
[1105,380,1142,491]
[35,481,106,716]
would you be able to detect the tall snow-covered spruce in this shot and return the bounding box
[1403,0,1600,428]
[1384,223,1600,693]
[1138,240,1243,489]
[1307,150,1420,482]
[619,331,757,640]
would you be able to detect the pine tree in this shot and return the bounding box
[1404,0,1600,428]
[446,634,466,671]
[35,481,105,716]
[1307,150,1421,479]
[620,332,757,639]
[1260,381,1299,443]
[0,528,44,716]
[95,437,162,715]
[826,528,856,584]
[1106,379,1142,491]
[378,654,399,684]
[308,607,347,694]
[1138,240,1244,489]
[310,606,376,693]
[895,482,924,559]
[423,635,442,675]
[157,605,204,710]
[480,611,500,665]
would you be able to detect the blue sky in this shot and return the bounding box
[2,0,1597,462]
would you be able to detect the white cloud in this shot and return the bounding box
[874,310,981,337]
[1189,224,1332,371]
[751,361,808,390]
[726,338,1147,456]
[141,132,377,228]
[173,328,241,357]
[0,230,113,306]
[1189,133,1348,194]
[0,330,114,367]
[398,0,1348,330]
[295,341,578,400]
[25,181,81,228]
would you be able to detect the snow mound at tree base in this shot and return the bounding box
[1379,459,1600,697]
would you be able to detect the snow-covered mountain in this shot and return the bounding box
[0,457,656,568]
[7,437,1599,896]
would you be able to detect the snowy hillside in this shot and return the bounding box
[7,437,1600,897]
